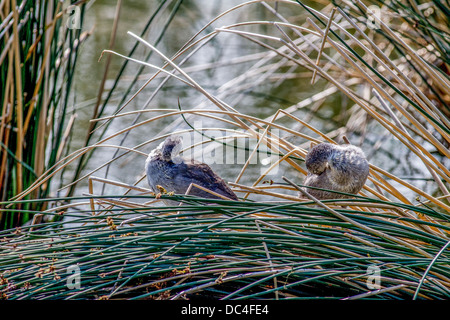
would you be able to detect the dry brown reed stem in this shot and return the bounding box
[0,51,13,189]
[254,219,279,300]
[56,114,78,162]
[184,183,237,201]
[311,7,337,84]
[236,109,286,186]
[11,0,23,195]
[371,166,450,213]
[228,182,301,202]
[87,176,150,215]
[373,89,449,196]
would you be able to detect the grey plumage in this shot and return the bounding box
[145,136,238,201]
[302,143,369,199]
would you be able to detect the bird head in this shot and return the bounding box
[161,136,183,162]
[305,143,334,175]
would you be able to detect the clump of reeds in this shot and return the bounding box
[0,1,87,229]
[0,193,449,299]
[1,0,449,300]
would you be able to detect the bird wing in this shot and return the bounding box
[177,160,238,200]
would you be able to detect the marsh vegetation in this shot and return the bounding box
[0,0,449,300]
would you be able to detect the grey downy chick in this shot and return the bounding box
[302,143,369,199]
[145,136,238,202]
